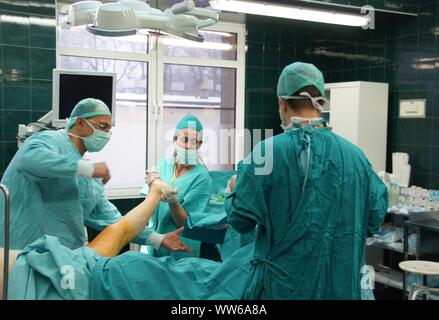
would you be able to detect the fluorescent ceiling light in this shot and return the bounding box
[163,37,233,50]
[202,30,233,37]
[209,0,369,27]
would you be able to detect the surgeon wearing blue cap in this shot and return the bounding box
[0,98,189,253]
[142,114,212,259]
[224,62,388,299]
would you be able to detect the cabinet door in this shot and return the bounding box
[329,86,359,145]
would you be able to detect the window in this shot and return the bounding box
[60,56,148,191]
[161,64,236,171]
[57,3,245,198]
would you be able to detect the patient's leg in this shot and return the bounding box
[0,248,21,299]
[89,180,166,257]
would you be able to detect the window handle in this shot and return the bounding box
[153,103,162,121]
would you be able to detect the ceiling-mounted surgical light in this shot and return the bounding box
[87,3,138,36]
[209,0,369,27]
[66,0,220,42]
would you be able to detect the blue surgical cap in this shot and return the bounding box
[66,98,112,130]
[277,62,325,97]
[175,114,203,136]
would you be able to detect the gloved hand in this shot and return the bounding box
[145,166,160,187]
[161,183,179,204]
[150,179,179,204]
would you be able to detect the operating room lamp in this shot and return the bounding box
[66,0,219,42]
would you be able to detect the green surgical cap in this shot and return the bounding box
[175,114,203,136]
[66,98,112,130]
[277,62,325,97]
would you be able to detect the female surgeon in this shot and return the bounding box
[142,114,212,259]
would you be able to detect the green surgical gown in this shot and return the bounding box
[91,244,253,300]
[141,158,212,259]
[9,235,100,300]
[8,235,254,300]
[224,126,388,300]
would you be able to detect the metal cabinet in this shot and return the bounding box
[324,81,389,172]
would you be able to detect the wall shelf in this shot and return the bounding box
[367,241,416,256]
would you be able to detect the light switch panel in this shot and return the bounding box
[399,99,426,118]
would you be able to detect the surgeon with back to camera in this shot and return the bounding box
[224,62,388,300]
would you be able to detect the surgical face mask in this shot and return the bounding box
[69,119,111,152]
[279,107,291,131]
[280,122,290,132]
[281,116,325,132]
[291,117,322,126]
[175,145,198,166]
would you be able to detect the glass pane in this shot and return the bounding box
[163,30,237,60]
[60,56,148,190]
[162,64,236,171]
[58,11,148,53]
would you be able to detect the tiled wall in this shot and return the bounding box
[245,0,439,189]
[0,0,56,179]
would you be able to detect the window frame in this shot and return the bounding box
[57,18,246,199]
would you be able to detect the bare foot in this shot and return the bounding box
[150,179,178,202]
[145,167,160,187]
[150,178,167,194]
[161,184,178,203]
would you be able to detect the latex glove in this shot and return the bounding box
[145,166,160,187]
[161,183,179,204]
[161,227,192,253]
[150,179,179,203]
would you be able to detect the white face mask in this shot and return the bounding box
[175,145,198,166]
[279,107,291,131]
[68,119,111,152]
[291,117,323,126]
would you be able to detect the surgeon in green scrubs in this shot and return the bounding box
[224,62,388,300]
[141,114,212,259]
[0,98,186,253]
